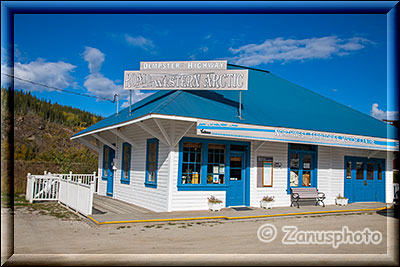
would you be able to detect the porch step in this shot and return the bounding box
[93,194,154,214]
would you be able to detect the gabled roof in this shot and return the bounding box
[72,64,397,140]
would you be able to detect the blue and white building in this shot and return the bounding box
[71,62,399,212]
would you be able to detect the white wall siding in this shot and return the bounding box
[385,151,394,203]
[317,146,333,204]
[96,120,172,212]
[250,141,290,207]
[94,117,394,212]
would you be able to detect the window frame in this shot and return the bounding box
[181,142,203,185]
[121,142,132,184]
[287,143,318,193]
[145,138,159,188]
[177,137,250,191]
[102,145,110,180]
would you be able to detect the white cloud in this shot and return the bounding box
[199,47,209,53]
[82,47,153,106]
[83,46,105,73]
[120,90,152,108]
[332,88,337,92]
[124,34,155,50]
[228,36,374,66]
[370,103,399,121]
[1,58,77,91]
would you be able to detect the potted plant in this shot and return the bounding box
[207,195,224,211]
[260,195,275,209]
[335,194,348,206]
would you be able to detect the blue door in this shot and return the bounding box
[344,157,385,203]
[106,148,115,197]
[227,152,245,206]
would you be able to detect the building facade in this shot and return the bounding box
[72,62,398,212]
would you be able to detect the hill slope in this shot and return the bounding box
[1,88,104,193]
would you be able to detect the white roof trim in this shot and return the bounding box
[70,114,197,140]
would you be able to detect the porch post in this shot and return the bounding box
[167,146,175,212]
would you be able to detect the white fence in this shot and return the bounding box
[26,171,97,216]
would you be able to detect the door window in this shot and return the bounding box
[356,162,364,179]
[367,163,374,180]
[230,156,242,181]
[346,161,352,179]
[377,163,383,180]
[302,154,312,187]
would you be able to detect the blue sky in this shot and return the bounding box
[1,13,398,120]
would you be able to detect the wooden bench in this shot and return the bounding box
[290,187,325,208]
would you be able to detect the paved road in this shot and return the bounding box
[8,206,398,265]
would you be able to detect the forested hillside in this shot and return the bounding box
[1,88,104,193]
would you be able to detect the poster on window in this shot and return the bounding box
[262,161,273,187]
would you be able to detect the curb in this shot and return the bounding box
[87,206,390,225]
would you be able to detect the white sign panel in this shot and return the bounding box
[140,60,227,72]
[124,70,248,90]
[196,119,399,151]
[263,161,273,187]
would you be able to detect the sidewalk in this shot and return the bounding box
[88,196,389,225]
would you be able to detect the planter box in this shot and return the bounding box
[208,202,223,211]
[260,200,274,209]
[335,198,348,206]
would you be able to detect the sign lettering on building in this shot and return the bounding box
[196,119,399,152]
[124,60,248,91]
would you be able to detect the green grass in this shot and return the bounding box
[12,193,81,221]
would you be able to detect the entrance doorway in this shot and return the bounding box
[103,146,115,197]
[227,151,245,206]
[344,156,385,203]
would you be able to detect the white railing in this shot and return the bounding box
[58,171,98,190]
[58,174,95,216]
[26,173,60,202]
[26,171,97,216]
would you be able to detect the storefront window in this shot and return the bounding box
[207,144,225,184]
[287,144,317,192]
[302,154,311,186]
[121,143,131,183]
[290,154,299,186]
[178,138,250,190]
[145,139,158,187]
[182,142,202,184]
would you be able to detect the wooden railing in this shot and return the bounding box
[26,171,97,216]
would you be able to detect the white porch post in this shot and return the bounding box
[167,120,176,212]
[167,146,175,212]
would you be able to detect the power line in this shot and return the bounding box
[1,73,115,103]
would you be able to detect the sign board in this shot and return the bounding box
[140,60,227,72]
[124,69,248,90]
[197,119,399,151]
[262,161,273,187]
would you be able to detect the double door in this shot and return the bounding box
[344,157,385,203]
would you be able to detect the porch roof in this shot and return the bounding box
[72,64,397,140]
